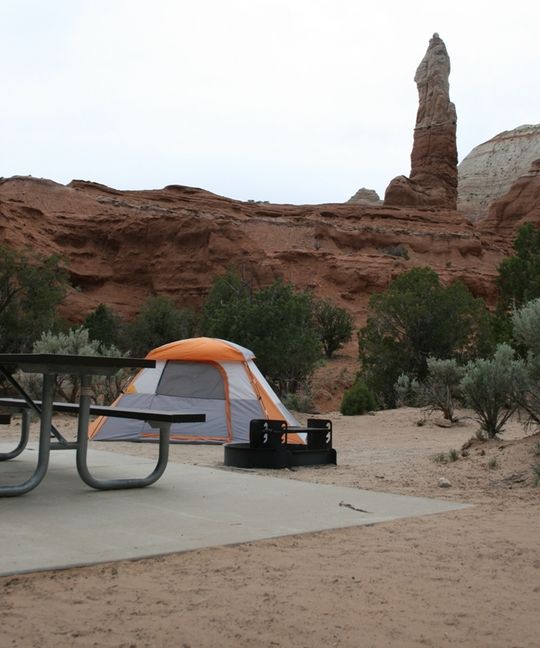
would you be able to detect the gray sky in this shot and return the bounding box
[1,0,539,204]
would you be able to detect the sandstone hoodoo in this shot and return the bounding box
[458,124,540,222]
[384,33,458,209]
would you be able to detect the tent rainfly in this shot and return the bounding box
[89,337,301,444]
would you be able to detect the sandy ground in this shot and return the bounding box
[1,407,539,648]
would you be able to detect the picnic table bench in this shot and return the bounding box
[0,353,205,496]
[224,418,337,469]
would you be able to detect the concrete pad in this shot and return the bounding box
[0,444,471,576]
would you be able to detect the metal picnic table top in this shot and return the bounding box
[0,353,205,497]
[0,352,156,375]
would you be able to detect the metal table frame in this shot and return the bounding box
[0,353,204,497]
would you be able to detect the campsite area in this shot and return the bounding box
[1,407,539,648]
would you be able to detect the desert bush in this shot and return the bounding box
[432,452,448,464]
[512,298,540,358]
[19,327,128,403]
[460,344,527,439]
[394,373,421,407]
[126,296,196,357]
[511,299,540,426]
[282,385,316,413]
[313,299,353,358]
[89,343,132,405]
[448,448,459,462]
[432,449,459,464]
[359,267,493,407]
[422,357,465,421]
[520,365,540,427]
[202,271,321,393]
[340,377,377,415]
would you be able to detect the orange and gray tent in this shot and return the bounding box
[89,337,300,443]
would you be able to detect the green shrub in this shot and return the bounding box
[0,246,67,352]
[84,304,123,349]
[126,296,196,357]
[202,271,321,393]
[340,378,377,415]
[359,267,493,407]
[494,224,540,345]
[460,344,527,439]
[497,223,540,311]
[313,299,353,359]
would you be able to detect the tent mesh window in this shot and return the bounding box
[156,361,225,399]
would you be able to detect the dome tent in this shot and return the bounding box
[89,337,301,444]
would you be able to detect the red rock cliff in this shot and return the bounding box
[0,175,502,326]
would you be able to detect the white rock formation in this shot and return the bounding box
[458,124,540,222]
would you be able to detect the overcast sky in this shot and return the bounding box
[1,0,539,204]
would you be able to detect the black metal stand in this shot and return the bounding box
[224,418,337,469]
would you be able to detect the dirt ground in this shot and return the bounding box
[1,407,539,648]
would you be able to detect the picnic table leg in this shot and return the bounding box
[0,373,54,497]
[75,375,171,490]
[0,409,30,461]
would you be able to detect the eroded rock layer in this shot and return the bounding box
[0,176,506,326]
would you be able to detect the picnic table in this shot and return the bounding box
[0,353,205,497]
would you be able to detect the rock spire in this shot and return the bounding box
[384,33,458,209]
